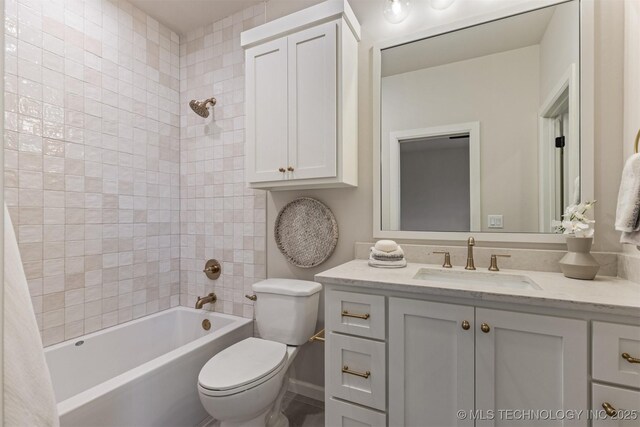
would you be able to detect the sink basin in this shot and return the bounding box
[413,268,541,290]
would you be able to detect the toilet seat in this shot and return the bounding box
[198,338,287,397]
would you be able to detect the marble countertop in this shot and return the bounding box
[315,260,640,317]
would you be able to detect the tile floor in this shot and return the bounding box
[201,392,324,427]
[282,392,324,427]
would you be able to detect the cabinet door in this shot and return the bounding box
[245,37,288,183]
[475,309,587,427]
[287,21,337,180]
[389,298,475,427]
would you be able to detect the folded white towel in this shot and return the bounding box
[368,254,407,268]
[4,205,60,426]
[615,153,640,245]
[374,240,399,253]
[370,246,405,259]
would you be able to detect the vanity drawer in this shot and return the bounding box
[326,290,385,339]
[593,322,640,388]
[327,332,386,411]
[325,398,386,427]
[592,384,640,426]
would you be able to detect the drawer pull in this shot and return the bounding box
[342,365,371,379]
[341,310,370,320]
[602,402,617,417]
[622,352,640,364]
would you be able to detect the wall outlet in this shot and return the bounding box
[488,215,503,229]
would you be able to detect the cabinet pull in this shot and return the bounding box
[461,320,470,330]
[480,323,491,333]
[602,402,617,417]
[622,352,640,364]
[342,365,371,379]
[341,310,370,320]
[287,166,295,172]
[278,167,286,173]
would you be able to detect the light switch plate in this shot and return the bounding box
[488,215,503,229]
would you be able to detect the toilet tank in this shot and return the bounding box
[252,279,322,346]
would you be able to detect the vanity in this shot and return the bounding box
[316,260,640,427]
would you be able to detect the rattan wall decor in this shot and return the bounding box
[274,197,339,268]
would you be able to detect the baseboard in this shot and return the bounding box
[288,378,324,402]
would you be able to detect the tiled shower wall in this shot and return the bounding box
[4,0,181,346]
[179,5,267,318]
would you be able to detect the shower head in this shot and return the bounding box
[189,97,216,118]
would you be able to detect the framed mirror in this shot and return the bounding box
[373,0,594,243]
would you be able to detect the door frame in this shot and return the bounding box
[387,122,481,232]
[538,64,579,232]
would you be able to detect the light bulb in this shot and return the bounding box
[383,0,411,24]
[430,0,455,10]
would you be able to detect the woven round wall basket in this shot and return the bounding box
[274,197,339,268]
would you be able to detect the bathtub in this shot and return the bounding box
[45,307,253,427]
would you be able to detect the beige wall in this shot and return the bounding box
[622,0,640,255]
[381,46,541,233]
[266,0,626,388]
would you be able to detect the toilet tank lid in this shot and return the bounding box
[252,279,322,296]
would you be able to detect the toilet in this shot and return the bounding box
[198,279,322,427]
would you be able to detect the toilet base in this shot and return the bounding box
[269,412,289,427]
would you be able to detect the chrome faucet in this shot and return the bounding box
[195,292,217,309]
[465,237,476,270]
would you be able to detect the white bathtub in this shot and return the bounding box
[45,307,253,427]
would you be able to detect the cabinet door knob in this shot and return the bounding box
[480,323,491,333]
[461,320,470,330]
[278,167,286,173]
[602,402,617,417]
[287,166,295,172]
[622,352,640,364]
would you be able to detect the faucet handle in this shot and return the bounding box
[488,254,511,272]
[432,251,453,268]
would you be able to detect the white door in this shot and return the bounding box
[389,298,475,427]
[287,21,337,180]
[475,309,587,426]
[246,37,288,183]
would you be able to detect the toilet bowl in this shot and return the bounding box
[197,279,321,427]
[198,338,299,427]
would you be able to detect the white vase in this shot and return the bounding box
[559,236,600,280]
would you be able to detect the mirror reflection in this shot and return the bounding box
[380,1,580,234]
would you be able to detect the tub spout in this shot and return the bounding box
[195,293,217,309]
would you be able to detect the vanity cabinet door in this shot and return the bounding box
[388,298,475,427]
[245,37,289,184]
[287,21,337,180]
[475,309,587,427]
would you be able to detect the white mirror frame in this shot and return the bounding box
[373,0,594,244]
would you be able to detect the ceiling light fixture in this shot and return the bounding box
[383,0,412,24]
[430,0,456,10]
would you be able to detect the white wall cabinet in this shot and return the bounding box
[242,1,360,190]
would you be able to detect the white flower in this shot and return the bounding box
[554,200,597,237]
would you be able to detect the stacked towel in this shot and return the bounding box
[369,240,407,268]
[615,153,640,246]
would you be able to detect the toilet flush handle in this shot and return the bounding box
[245,294,257,301]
